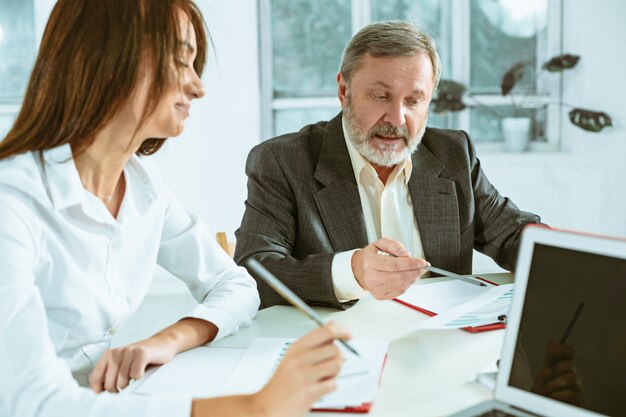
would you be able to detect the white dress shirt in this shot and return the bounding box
[0,144,260,417]
[332,120,425,300]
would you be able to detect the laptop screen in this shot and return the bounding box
[508,242,626,416]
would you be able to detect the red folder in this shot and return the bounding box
[312,355,388,413]
[393,276,506,333]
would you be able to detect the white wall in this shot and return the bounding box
[561,0,626,235]
[150,0,626,281]
[152,0,261,240]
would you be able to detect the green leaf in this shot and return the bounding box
[431,97,466,113]
[568,108,612,132]
[437,79,466,96]
[501,62,527,96]
[542,54,580,72]
[431,79,467,113]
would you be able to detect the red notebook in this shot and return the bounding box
[394,276,506,333]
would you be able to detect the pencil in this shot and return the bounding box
[245,258,360,357]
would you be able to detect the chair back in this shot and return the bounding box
[215,232,236,257]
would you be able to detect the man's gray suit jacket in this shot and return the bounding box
[235,113,540,309]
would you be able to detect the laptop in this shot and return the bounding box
[450,226,626,417]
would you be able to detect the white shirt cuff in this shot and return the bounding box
[331,250,368,301]
[184,305,248,342]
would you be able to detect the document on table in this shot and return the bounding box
[134,346,246,397]
[220,338,388,410]
[415,284,514,330]
[135,338,388,410]
[396,279,489,314]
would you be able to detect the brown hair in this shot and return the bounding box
[0,0,208,160]
[340,21,441,88]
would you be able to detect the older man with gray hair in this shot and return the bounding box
[235,21,541,309]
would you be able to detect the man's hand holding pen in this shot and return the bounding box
[351,237,430,300]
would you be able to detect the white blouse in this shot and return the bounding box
[0,144,260,417]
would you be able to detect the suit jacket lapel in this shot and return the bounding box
[313,115,369,252]
[409,141,461,271]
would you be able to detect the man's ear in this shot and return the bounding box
[337,72,348,107]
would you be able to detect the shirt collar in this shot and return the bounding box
[341,117,413,186]
[42,144,85,210]
[125,154,159,215]
[41,144,159,213]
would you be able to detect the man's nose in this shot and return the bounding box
[383,99,406,126]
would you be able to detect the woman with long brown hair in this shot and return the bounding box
[0,1,349,416]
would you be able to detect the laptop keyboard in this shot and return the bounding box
[475,410,518,417]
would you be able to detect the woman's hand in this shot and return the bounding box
[252,322,352,417]
[89,336,178,393]
[90,317,218,393]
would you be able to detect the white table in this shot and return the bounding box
[116,273,512,416]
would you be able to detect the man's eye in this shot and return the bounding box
[373,94,387,101]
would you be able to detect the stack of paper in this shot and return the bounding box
[134,346,246,397]
[220,338,388,410]
[397,280,488,315]
[395,279,514,331]
[415,284,513,329]
[135,338,388,412]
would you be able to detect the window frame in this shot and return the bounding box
[260,0,564,150]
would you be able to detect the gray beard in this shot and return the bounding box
[343,99,426,167]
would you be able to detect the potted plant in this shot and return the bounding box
[432,54,612,151]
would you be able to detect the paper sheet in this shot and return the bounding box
[219,338,388,408]
[415,284,514,330]
[476,360,499,390]
[397,279,490,314]
[135,338,388,409]
[135,346,246,397]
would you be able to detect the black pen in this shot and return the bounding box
[245,258,360,357]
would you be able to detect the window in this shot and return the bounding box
[0,0,53,139]
[259,0,563,151]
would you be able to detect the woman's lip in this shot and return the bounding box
[175,103,190,115]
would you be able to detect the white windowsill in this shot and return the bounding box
[475,141,560,154]
[475,143,584,167]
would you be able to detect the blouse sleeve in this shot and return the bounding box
[156,188,259,341]
[0,188,192,417]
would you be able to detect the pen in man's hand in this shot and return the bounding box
[376,250,487,287]
[425,266,488,287]
[245,258,360,357]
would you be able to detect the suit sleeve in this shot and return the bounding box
[235,144,349,310]
[464,131,543,270]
